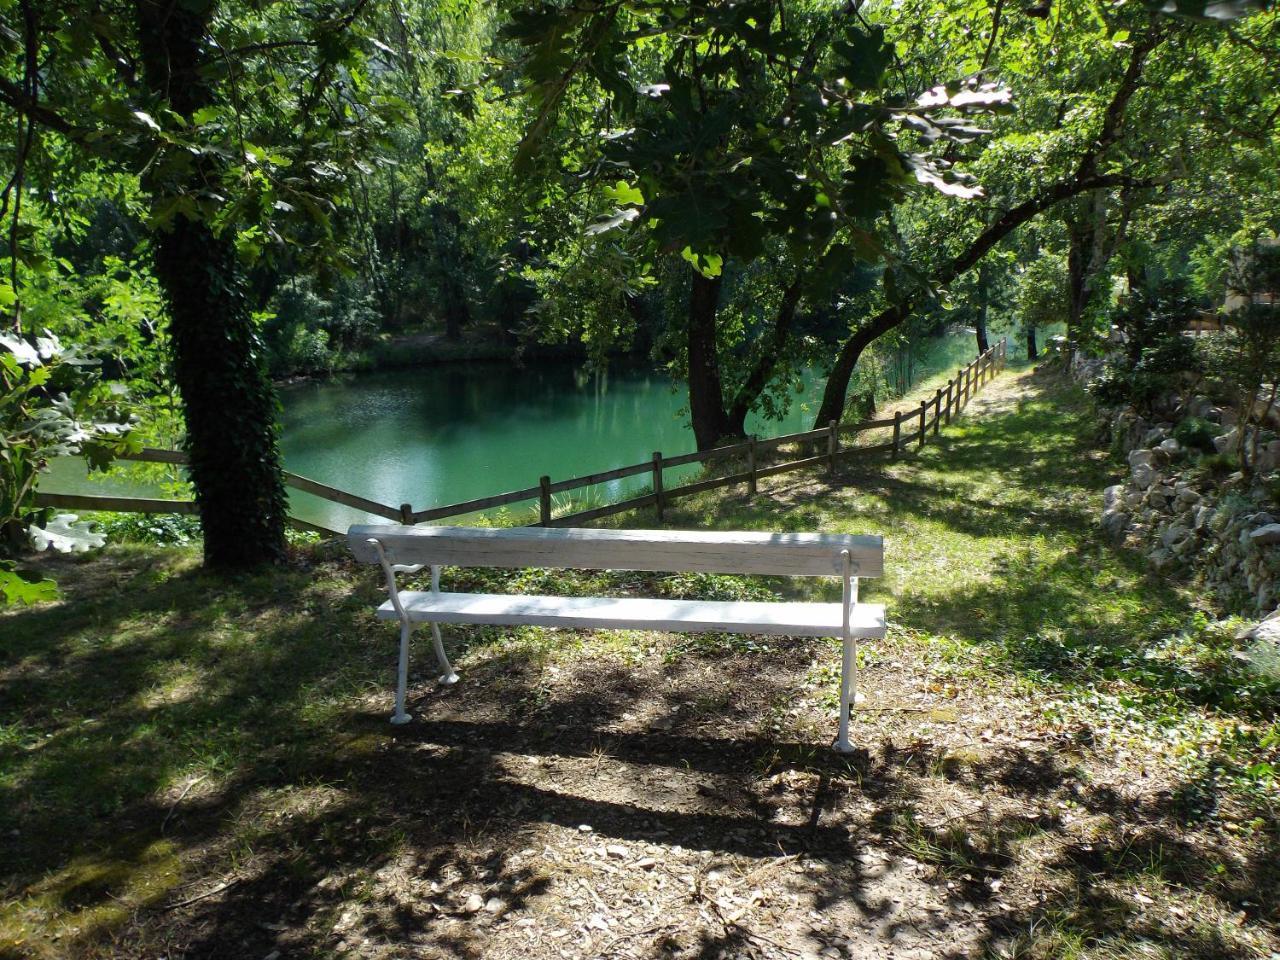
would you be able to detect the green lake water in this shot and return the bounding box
[47,329,993,532]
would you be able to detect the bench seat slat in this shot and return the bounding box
[350,525,884,578]
[377,591,886,639]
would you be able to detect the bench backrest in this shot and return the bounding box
[348,525,883,578]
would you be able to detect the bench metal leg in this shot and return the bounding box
[431,623,459,686]
[391,621,413,725]
[835,633,857,754]
[834,552,858,754]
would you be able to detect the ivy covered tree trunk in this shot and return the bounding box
[135,0,288,569]
[687,271,732,451]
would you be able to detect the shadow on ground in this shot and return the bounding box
[2,369,1276,959]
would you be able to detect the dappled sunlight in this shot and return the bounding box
[2,369,1278,958]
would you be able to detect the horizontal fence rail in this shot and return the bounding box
[37,339,1007,535]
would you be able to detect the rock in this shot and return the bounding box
[1102,509,1130,541]
[1250,524,1280,546]
[1104,484,1126,511]
[1188,396,1214,419]
[606,844,628,859]
[635,857,658,870]
[1247,512,1276,527]
[1194,506,1216,531]
[1214,429,1238,454]
[1159,438,1181,454]
[1125,491,1144,510]
[1256,440,1280,475]
[463,893,485,914]
[1142,427,1168,447]
[1161,525,1191,549]
[484,897,506,914]
[1132,463,1158,489]
[1129,448,1155,468]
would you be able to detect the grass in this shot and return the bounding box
[1,365,1278,959]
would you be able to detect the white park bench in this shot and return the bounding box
[348,525,886,753]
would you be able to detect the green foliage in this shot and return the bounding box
[1173,416,1218,452]
[0,565,59,605]
[0,332,136,604]
[1198,241,1280,475]
[1197,451,1238,476]
[94,512,203,546]
[504,0,1007,277]
[1091,281,1203,412]
[0,332,136,555]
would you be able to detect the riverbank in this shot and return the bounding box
[274,324,639,386]
[4,366,1276,959]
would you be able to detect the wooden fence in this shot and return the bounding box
[37,338,1007,534]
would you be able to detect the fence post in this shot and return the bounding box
[964,364,972,407]
[945,379,954,424]
[933,389,943,436]
[652,452,664,522]
[539,475,551,526]
[399,503,413,525]
[892,410,902,459]
[827,420,838,474]
[918,400,927,449]
[747,435,758,495]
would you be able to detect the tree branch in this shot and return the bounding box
[728,277,803,426]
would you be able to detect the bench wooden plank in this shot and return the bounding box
[377,591,886,639]
[349,525,884,577]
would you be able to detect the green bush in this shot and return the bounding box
[1090,281,1203,413]
[1198,452,1238,477]
[1174,417,1218,452]
[96,512,202,545]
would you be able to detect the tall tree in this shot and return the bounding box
[504,0,1008,449]
[0,0,390,568]
[812,4,1277,426]
[133,0,287,568]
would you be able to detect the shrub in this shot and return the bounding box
[1198,452,1238,477]
[1174,417,1218,453]
[1090,280,1203,413]
[96,511,202,545]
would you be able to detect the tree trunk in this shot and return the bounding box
[813,301,912,428]
[135,0,288,569]
[1066,219,1089,349]
[975,302,990,355]
[687,270,732,450]
[1026,324,1038,360]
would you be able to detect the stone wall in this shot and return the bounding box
[1100,401,1280,614]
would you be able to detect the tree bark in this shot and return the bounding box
[1026,324,1038,360]
[975,304,990,354]
[1066,217,1090,346]
[687,270,731,450]
[135,0,288,569]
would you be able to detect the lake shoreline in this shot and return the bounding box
[272,325,652,387]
